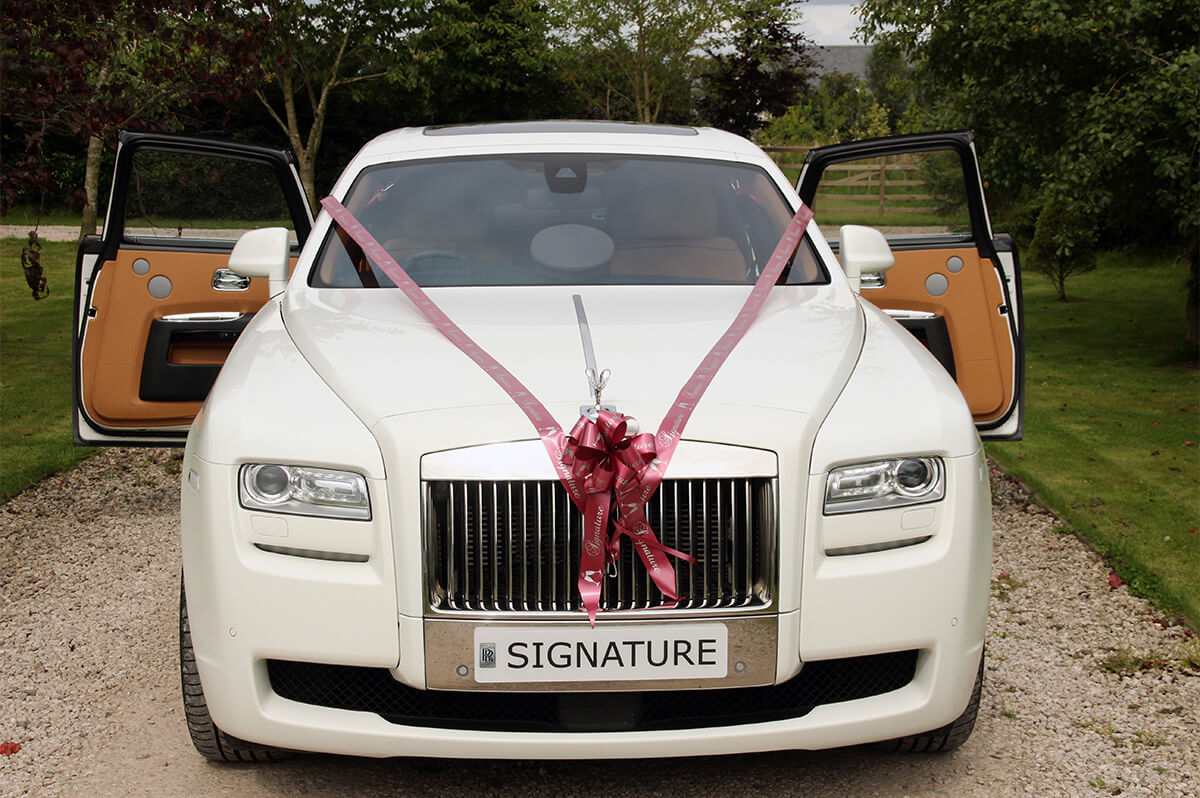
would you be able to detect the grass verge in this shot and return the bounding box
[987,250,1200,630]
[1,237,95,497]
[1,206,86,228]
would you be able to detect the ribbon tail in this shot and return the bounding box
[652,542,696,565]
[579,577,602,627]
[619,517,684,601]
[578,492,612,627]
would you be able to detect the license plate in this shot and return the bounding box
[473,624,728,684]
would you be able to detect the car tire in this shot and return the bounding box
[876,651,984,754]
[179,579,290,762]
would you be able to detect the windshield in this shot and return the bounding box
[311,154,826,287]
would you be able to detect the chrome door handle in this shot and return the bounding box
[861,272,887,289]
[212,268,251,291]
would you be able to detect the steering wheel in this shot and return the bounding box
[399,249,471,268]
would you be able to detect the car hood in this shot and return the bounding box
[282,283,864,435]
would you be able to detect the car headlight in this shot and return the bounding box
[239,463,371,520]
[823,456,944,515]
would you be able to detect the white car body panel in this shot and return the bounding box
[282,283,862,426]
[189,299,386,478]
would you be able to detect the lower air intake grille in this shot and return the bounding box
[267,650,919,732]
[424,477,775,613]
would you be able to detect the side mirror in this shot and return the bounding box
[228,227,291,297]
[838,224,894,294]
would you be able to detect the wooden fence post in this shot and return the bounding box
[878,156,888,215]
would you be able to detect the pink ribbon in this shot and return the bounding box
[320,194,813,624]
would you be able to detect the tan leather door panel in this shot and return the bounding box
[80,248,267,427]
[862,246,1015,422]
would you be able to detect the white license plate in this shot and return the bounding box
[473,624,728,683]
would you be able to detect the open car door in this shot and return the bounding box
[74,131,313,445]
[797,131,1024,440]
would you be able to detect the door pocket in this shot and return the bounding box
[895,314,956,379]
[139,315,252,401]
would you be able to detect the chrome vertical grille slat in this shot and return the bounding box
[459,484,469,609]
[550,486,559,610]
[700,481,709,608]
[474,483,484,611]
[504,483,513,612]
[490,483,499,611]
[426,477,775,614]
[537,482,547,607]
[739,480,748,604]
[446,483,457,601]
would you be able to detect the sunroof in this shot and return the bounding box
[423,121,699,137]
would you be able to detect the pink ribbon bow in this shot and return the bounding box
[560,409,695,624]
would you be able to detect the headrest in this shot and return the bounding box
[402,195,489,241]
[634,184,719,240]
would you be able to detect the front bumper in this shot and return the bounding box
[180,448,990,758]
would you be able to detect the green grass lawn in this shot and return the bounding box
[987,250,1200,629]
[1,238,95,497]
[1,205,87,227]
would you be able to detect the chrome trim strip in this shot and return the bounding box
[254,543,368,563]
[883,308,938,320]
[825,535,932,557]
[161,311,243,322]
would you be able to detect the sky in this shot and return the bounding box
[798,1,863,46]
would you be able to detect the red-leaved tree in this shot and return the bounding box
[1,0,270,238]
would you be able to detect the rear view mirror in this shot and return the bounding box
[228,227,290,297]
[839,225,894,293]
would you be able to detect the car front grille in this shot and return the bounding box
[424,477,775,613]
[267,650,919,732]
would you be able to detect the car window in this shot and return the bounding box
[311,155,825,287]
[810,149,971,238]
[123,149,298,244]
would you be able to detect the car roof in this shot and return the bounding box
[348,121,769,165]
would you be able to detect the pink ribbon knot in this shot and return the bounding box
[559,409,695,625]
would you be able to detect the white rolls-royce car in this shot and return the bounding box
[74,122,1023,760]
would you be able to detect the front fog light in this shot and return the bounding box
[239,463,370,520]
[824,456,944,515]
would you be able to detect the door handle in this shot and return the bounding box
[212,268,251,291]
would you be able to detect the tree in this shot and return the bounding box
[1027,196,1097,301]
[408,0,569,124]
[0,0,268,237]
[864,39,916,133]
[553,0,750,124]
[758,71,882,146]
[244,0,416,206]
[695,0,816,137]
[856,0,1200,305]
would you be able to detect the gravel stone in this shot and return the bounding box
[1,449,1196,797]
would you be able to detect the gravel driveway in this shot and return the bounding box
[1,449,1196,797]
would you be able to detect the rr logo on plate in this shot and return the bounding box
[478,642,497,668]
